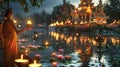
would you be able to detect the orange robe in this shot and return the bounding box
[2,19,18,67]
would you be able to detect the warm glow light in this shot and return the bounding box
[34,60,37,64]
[35,34,38,38]
[66,37,71,44]
[55,33,59,41]
[86,7,92,14]
[13,20,17,24]
[74,36,77,41]
[25,49,29,55]
[29,60,42,67]
[76,49,82,54]
[52,62,58,67]
[45,41,49,46]
[92,39,97,46]
[51,52,56,56]
[76,33,79,36]
[21,54,23,59]
[18,24,21,28]
[78,7,82,10]
[60,34,64,39]
[15,54,29,63]
[27,20,32,25]
[60,21,64,25]
[111,37,116,46]
[25,49,28,53]
[56,21,59,25]
[45,41,49,48]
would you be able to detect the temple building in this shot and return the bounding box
[71,0,107,24]
[93,0,107,24]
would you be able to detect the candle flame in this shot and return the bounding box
[34,60,36,64]
[52,62,58,66]
[27,20,32,25]
[21,54,23,59]
[45,41,49,45]
[25,49,28,53]
[13,20,17,23]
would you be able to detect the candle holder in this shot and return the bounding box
[15,54,29,67]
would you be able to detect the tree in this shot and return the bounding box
[0,0,44,21]
[31,13,41,25]
[30,10,52,25]
[40,10,48,24]
[0,0,44,11]
[51,2,74,22]
[104,0,120,23]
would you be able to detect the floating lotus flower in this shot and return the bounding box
[34,54,42,61]
[20,46,26,49]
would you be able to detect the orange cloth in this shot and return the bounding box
[2,19,18,67]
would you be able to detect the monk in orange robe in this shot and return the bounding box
[2,9,30,67]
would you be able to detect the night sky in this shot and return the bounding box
[11,0,107,17]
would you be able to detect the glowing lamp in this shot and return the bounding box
[27,20,32,25]
[26,20,32,28]
[13,20,17,24]
[44,41,49,48]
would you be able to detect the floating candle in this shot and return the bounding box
[52,62,58,67]
[26,20,32,29]
[27,20,32,25]
[15,54,29,63]
[29,60,42,67]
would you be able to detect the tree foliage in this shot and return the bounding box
[51,2,74,22]
[104,0,120,23]
[31,10,51,25]
[0,0,44,12]
[31,13,41,25]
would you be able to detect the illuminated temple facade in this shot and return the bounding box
[71,0,107,24]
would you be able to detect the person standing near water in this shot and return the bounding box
[2,8,30,67]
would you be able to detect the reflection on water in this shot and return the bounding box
[49,31,120,67]
[49,31,120,47]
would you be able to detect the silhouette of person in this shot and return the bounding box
[2,8,30,67]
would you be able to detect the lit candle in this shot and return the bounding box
[25,49,28,53]
[52,62,58,67]
[25,49,29,56]
[29,60,42,67]
[34,60,36,64]
[27,20,32,28]
[51,52,56,57]
[15,54,29,63]
[21,54,23,59]
[44,41,49,48]
[18,24,21,28]
[13,20,17,24]
[27,20,32,25]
